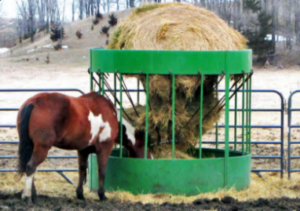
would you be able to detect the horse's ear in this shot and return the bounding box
[135,129,145,140]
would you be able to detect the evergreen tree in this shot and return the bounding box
[50,26,65,42]
[242,0,275,63]
[101,26,110,37]
[108,14,118,26]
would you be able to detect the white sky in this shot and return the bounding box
[0,0,18,18]
[0,0,74,21]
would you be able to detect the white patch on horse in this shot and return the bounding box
[22,173,35,198]
[88,111,112,144]
[117,110,136,145]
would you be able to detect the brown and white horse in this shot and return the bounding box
[17,91,151,204]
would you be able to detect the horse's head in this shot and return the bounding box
[131,129,153,159]
[117,114,153,159]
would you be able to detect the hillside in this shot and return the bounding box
[2,9,133,68]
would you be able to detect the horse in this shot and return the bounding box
[17,91,151,204]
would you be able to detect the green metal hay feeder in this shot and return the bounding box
[88,49,252,195]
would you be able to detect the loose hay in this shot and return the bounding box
[1,172,300,204]
[108,3,248,158]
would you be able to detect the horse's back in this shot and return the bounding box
[18,93,70,134]
[79,92,119,143]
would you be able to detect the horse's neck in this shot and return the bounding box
[117,110,136,146]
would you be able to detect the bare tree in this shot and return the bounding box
[85,0,91,17]
[95,0,100,14]
[79,0,84,19]
[130,0,135,7]
[0,2,3,15]
[295,0,300,45]
[36,0,46,30]
[72,0,76,21]
[91,0,95,15]
[284,0,293,50]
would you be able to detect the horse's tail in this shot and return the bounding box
[17,103,34,176]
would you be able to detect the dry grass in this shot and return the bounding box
[1,172,300,203]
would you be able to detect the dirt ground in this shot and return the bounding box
[1,191,300,211]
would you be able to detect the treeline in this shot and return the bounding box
[192,0,300,58]
[15,0,300,61]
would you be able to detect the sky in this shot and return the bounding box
[0,0,74,21]
[0,0,18,18]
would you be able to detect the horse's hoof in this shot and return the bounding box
[31,194,37,204]
[22,196,34,205]
[76,192,85,201]
[77,195,86,201]
[99,195,108,201]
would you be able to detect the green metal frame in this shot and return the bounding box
[88,49,252,195]
[90,49,252,75]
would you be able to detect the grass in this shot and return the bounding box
[1,172,300,204]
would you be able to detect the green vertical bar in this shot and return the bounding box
[90,50,93,92]
[137,79,140,105]
[98,70,101,94]
[88,154,93,190]
[234,83,238,151]
[249,74,252,154]
[246,74,249,153]
[246,74,252,154]
[172,73,175,159]
[199,74,204,159]
[114,72,116,106]
[119,73,123,158]
[89,52,93,191]
[101,72,105,95]
[145,74,149,159]
[90,72,93,91]
[224,71,230,187]
[215,78,219,150]
[241,74,245,154]
[215,123,219,149]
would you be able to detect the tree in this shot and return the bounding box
[50,25,64,41]
[28,0,36,42]
[295,0,300,46]
[72,0,76,21]
[242,0,274,62]
[79,0,84,19]
[36,0,46,31]
[108,14,118,26]
[16,0,37,43]
[285,0,293,50]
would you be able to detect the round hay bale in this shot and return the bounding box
[108,3,247,50]
[108,3,248,158]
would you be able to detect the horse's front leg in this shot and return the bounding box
[96,141,114,201]
[76,150,89,200]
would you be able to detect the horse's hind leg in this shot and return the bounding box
[76,149,89,200]
[22,144,50,203]
[96,141,114,201]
